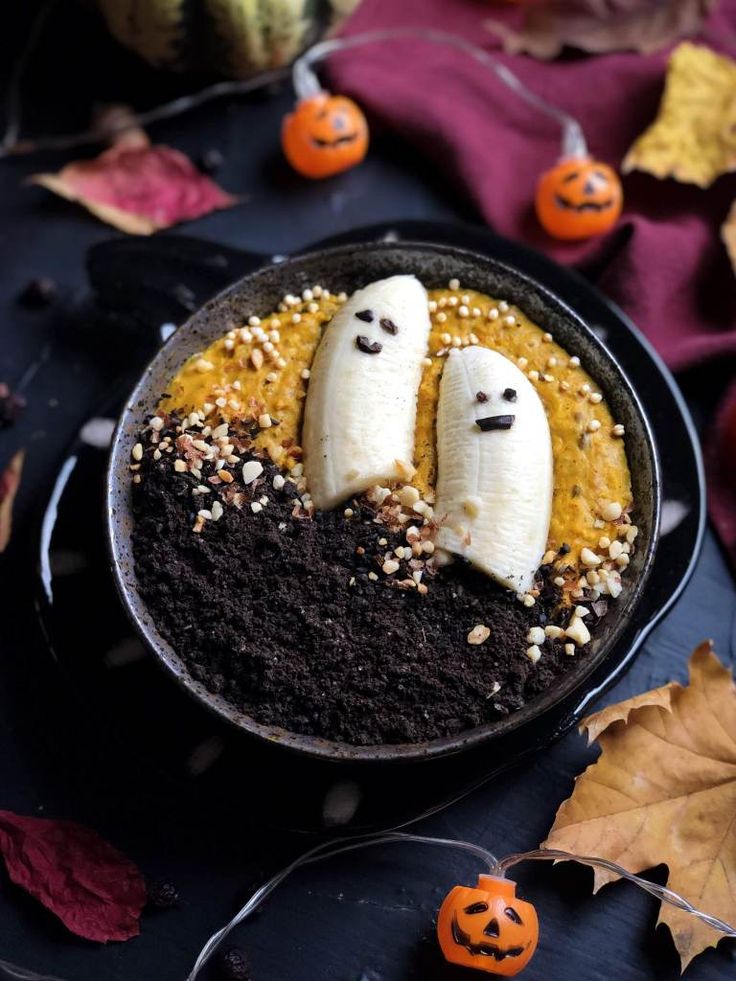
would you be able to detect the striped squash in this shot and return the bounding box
[94,0,361,78]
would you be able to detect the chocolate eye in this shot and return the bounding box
[332,114,347,131]
[562,171,580,183]
[464,901,489,915]
[505,906,523,924]
[594,170,608,181]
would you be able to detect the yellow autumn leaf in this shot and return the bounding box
[0,450,24,553]
[580,680,679,744]
[722,200,736,275]
[544,641,736,970]
[623,43,736,188]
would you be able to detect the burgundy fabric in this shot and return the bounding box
[330,0,736,556]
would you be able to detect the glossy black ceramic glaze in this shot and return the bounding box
[105,239,661,762]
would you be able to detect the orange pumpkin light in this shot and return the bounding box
[535,157,623,241]
[282,91,369,179]
[437,874,539,976]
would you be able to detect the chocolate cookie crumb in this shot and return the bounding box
[18,277,57,307]
[132,437,577,746]
[147,879,181,909]
[218,946,251,981]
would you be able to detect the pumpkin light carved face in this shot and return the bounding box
[535,157,622,240]
[437,875,539,976]
[282,92,369,179]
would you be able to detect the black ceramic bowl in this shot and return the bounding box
[106,241,660,762]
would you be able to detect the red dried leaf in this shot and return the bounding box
[0,450,24,553]
[29,130,237,235]
[0,810,146,942]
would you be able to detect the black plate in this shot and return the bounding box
[35,221,704,832]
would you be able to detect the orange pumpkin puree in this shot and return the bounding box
[160,286,632,564]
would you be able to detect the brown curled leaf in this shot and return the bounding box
[545,641,736,970]
[722,199,736,274]
[486,0,715,59]
[0,450,24,552]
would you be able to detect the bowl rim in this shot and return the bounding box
[106,238,661,763]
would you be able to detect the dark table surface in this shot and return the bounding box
[2,5,735,981]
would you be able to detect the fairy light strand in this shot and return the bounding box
[187,832,497,980]
[2,29,586,161]
[497,848,736,938]
[187,833,736,980]
[292,28,587,159]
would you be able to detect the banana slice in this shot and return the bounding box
[434,346,553,594]
[303,275,431,510]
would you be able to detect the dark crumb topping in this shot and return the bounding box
[130,419,591,747]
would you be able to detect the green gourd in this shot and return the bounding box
[94,0,361,78]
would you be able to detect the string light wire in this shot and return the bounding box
[2,29,586,160]
[292,28,587,158]
[187,834,736,980]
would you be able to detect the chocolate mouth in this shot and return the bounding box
[311,133,359,148]
[555,194,614,213]
[451,915,526,961]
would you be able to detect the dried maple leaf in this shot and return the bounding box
[29,108,237,235]
[0,810,146,942]
[544,641,736,969]
[580,680,679,744]
[722,199,736,274]
[623,43,736,187]
[486,0,714,58]
[0,450,24,553]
